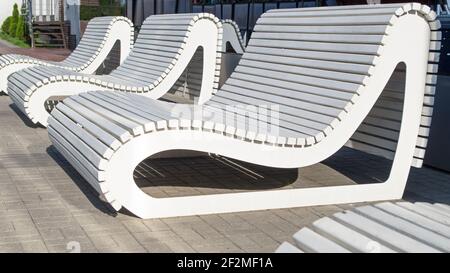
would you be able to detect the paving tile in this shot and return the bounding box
[121,220,150,233]
[141,241,172,253]
[0,243,23,253]
[21,240,48,253]
[163,238,196,252]
[0,95,448,253]
[44,237,95,253]
[88,235,119,250]
[39,229,65,241]
[142,219,171,232]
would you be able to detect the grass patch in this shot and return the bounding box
[0,32,30,48]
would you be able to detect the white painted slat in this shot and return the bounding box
[48,127,104,181]
[275,242,304,253]
[415,202,450,218]
[293,228,350,253]
[397,202,450,226]
[258,14,395,26]
[375,202,450,238]
[278,202,449,253]
[433,204,450,215]
[334,211,440,252]
[355,206,450,252]
[312,217,396,253]
[55,103,121,150]
[63,98,132,143]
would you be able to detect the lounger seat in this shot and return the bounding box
[0,16,134,94]
[276,202,450,253]
[49,3,441,219]
[8,13,244,127]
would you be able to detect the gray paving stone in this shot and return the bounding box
[0,243,23,252]
[142,219,171,232]
[163,239,196,252]
[20,240,48,253]
[0,94,448,253]
[39,229,65,241]
[141,241,173,253]
[122,220,151,233]
[110,233,146,252]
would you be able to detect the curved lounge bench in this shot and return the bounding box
[8,14,243,127]
[276,202,450,253]
[222,19,245,53]
[48,3,441,219]
[0,16,134,94]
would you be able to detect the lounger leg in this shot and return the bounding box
[197,37,220,105]
[383,60,429,198]
[116,23,133,65]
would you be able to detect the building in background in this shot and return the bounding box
[124,0,447,43]
[25,0,448,49]
[22,0,126,49]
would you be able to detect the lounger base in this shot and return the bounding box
[49,129,408,219]
[47,3,438,219]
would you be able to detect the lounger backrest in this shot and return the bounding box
[60,17,134,70]
[109,13,223,96]
[207,3,440,168]
[167,19,244,101]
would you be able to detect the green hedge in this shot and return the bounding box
[1,3,29,47]
[15,15,25,40]
[8,4,19,36]
[1,16,12,34]
[0,32,30,48]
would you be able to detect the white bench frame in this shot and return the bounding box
[49,4,440,219]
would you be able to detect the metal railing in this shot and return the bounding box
[193,1,322,43]
[127,0,323,44]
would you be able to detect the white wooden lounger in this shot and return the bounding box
[222,19,246,53]
[48,3,440,219]
[8,13,244,127]
[276,202,450,253]
[0,16,134,94]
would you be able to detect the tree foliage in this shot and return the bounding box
[15,14,25,39]
[8,4,19,36]
[1,16,12,34]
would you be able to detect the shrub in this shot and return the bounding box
[1,16,12,34]
[15,15,25,40]
[8,4,19,37]
[17,4,29,41]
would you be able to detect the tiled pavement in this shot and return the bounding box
[0,40,70,62]
[0,95,449,253]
